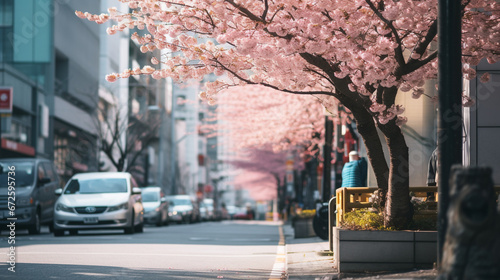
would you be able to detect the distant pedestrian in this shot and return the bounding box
[341,151,367,188]
[427,147,439,186]
[426,147,439,201]
[220,202,229,220]
[246,203,255,220]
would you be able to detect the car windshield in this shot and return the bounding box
[142,192,159,202]
[0,162,35,187]
[166,198,191,206]
[64,178,128,194]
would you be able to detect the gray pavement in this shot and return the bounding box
[283,223,438,280]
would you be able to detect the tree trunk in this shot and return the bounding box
[352,110,389,194]
[380,123,412,228]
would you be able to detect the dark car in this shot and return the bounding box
[165,195,200,224]
[0,158,60,234]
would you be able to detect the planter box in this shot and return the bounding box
[293,218,316,238]
[332,228,437,272]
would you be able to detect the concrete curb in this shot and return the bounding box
[282,223,438,280]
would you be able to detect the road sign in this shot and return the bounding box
[0,87,13,114]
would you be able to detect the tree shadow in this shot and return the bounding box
[0,263,273,280]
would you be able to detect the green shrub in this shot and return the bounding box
[341,209,385,230]
[409,214,437,231]
[340,209,437,231]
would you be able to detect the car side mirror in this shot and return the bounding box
[132,187,142,195]
[55,188,63,196]
[39,177,51,186]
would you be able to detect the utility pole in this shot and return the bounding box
[322,116,333,202]
[170,89,177,195]
[437,0,463,267]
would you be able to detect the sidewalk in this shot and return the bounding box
[282,223,438,280]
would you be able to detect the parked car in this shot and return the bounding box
[233,207,253,220]
[141,186,169,226]
[202,198,215,221]
[165,195,199,224]
[225,205,238,220]
[53,172,144,236]
[199,202,209,221]
[0,158,60,234]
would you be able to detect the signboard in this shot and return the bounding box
[0,87,13,114]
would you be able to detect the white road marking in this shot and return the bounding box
[269,225,287,280]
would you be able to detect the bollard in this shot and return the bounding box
[328,196,336,252]
[438,166,500,279]
[313,202,330,240]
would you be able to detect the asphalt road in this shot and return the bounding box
[0,220,285,279]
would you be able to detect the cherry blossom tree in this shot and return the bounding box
[80,0,500,228]
[212,85,327,154]
[209,86,324,205]
[229,147,288,201]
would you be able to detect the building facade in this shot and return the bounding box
[0,0,178,190]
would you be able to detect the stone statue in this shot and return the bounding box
[439,166,500,279]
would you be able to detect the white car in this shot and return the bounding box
[142,187,169,226]
[202,198,215,221]
[53,172,144,236]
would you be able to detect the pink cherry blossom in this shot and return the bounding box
[462,95,475,107]
[480,72,491,83]
[412,88,424,99]
[75,11,86,19]
[141,65,155,75]
[81,0,500,228]
[105,73,118,83]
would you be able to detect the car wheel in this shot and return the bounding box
[69,230,78,235]
[53,230,64,237]
[28,211,41,235]
[124,212,135,234]
[156,213,162,227]
[135,222,144,233]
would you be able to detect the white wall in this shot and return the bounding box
[466,60,500,184]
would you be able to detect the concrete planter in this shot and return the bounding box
[293,218,316,238]
[332,228,437,272]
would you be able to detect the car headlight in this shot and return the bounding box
[56,203,74,213]
[108,202,129,212]
[17,197,34,207]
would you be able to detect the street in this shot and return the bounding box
[0,221,286,280]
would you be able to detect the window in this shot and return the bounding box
[54,136,68,175]
[42,162,56,182]
[13,0,51,63]
[37,163,46,181]
[142,192,159,202]
[0,0,13,62]
[0,161,34,187]
[64,178,128,194]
